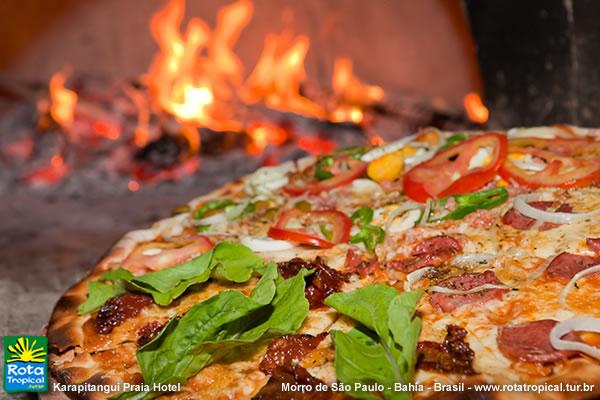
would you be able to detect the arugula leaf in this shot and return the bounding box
[325,286,422,400]
[350,225,385,251]
[194,199,235,219]
[76,280,126,315]
[351,206,374,225]
[133,264,309,393]
[78,242,263,312]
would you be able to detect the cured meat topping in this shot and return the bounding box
[417,325,476,375]
[344,249,379,278]
[587,237,600,255]
[136,321,165,347]
[412,235,463,256]
[429,270,507,312]
[497,319,580,363]
[389,235,462,273]
[546,252,600,281]
[278,257,347,309]
[95,293,153,334]
[502,201,572,231]
[259,333,327,375]
[255,333,335,400]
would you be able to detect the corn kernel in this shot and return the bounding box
[367,150,404,183]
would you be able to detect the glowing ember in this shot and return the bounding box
[93,120,120,140]
[23,154,70,186]
[241,32,326,119]
[296,136,336,155]
[145,0,249,134]
[369,134,385,146]
[49,71,78,128]
[128,180,141,192]
[463,92,489,124]
[246,121,288,155]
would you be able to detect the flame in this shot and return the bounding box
[145,0,251,134]
[246,121,288,155]
[329,58,383,124]
[463,92,489,124]
[49,71,78,128]
[181,124,201,154]
[241,32,326,119]
[332,58,383,105]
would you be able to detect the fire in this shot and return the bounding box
[463,92,489,124]
[241,32,326,119]
[49,71,78,128]
[332,58,383,106]
[145,0,251,133]
[181,124,201,154]
[246,121,288,155]
[330,58,383,124]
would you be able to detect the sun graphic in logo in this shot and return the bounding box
[7,337,47,363]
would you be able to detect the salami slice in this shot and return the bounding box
[546,252,600,281]
[587,237,600,255]
[497,320,579,363]
[429,270,507,312]
[502,201,572,231]
[412,235,463,256]
[389,235,462,273]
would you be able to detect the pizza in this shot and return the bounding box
[44,125,600,400]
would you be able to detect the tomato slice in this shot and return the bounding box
[267,209,352,248]
[499,140,600,188]
[284,157,367,196]
[403,133,508,202]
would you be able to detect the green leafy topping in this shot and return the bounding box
[122,264,310,398]
[194,199,235,220]
[336,146,366,160]
[351,206,374,225]
[325,286,422,400]
[350,225,385,252]
[196,225,210,232]
[77,279,126,315]
[438,132,468,151]
[78,242,263,312]
[350,206,384,251]
[314,155,335,180]
[437,187,508,221]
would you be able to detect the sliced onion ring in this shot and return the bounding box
[385,202,422,232]
[550,317,600,360]
[452,253,495,265]
[514,193,600,224]
[428,284,508,295]
[559,264,600,308]
[240,236,296,252]
[404,267,435,291]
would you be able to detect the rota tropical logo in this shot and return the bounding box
[3,336,48,393]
